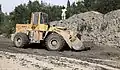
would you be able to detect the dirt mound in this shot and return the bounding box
[50,10,120,47]
[103,10,120,47]
[50,11,103,31]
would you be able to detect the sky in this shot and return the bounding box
[0,0,75,13]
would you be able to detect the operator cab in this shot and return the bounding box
[32,12,48,25]
[31,12,49,31]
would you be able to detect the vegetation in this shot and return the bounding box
[0,0,120,36]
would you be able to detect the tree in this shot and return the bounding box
[76,2,88,13]
[67,0,70,8]
[9,0,63,24]
[83,0,120,14]
[95,0,120,13]
[0,14,1,24]
[66,2,76,18]
[47,6,62,21]
[0,4,1,12]
[13,4,29,24]
[0,13,4,25]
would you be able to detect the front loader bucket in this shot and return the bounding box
[71,37,84,50]
[55,30,84,51]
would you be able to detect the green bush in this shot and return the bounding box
[0,23,15,37]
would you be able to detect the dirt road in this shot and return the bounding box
[0,36,120,70]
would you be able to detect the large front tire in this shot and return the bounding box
[13,33,29,48]
[45,33,66,51]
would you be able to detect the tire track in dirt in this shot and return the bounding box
[0,37,120,70]
[1,51,120,70]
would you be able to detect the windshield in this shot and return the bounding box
[40,13,48,24]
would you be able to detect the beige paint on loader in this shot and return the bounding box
[11,12,85,51]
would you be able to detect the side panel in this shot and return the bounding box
[34,24,48,31]
[11,31,44,43]
[16,24,32,33]
[32,31,43,41]
[14,24,45,43]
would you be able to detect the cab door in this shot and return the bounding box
[31,12,39,29]
[32,12,48,31]
[38,13,48,31]
[31,12,43,41]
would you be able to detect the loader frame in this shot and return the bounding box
[11,12,84,51]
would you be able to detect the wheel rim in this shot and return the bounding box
[15,37,22,47]
[51,40,58,46]
[49,39,59,49]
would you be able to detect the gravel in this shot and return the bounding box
[50,10,120,47]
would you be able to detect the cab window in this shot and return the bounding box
[33,13,39,25]
[40,13,48,24]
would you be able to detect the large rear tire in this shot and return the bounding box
[13,33,29,48]
[45,33,66,51]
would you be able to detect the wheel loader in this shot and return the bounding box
[11,12,84,51]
